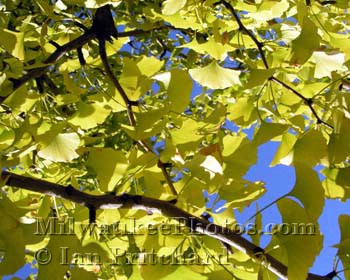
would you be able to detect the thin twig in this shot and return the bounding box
[219,0,333,129]
[271,77,333,129]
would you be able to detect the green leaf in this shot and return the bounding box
[170,119,203,146]
[289,162,324,221]
[4,85,39,113]
[168,69,192,113]
[69,101,111,129]
[162,0,187,15]
[312,52,345,79]
[83,0,122,8]
[249,0,289,22]
[222,134,258,178]
[322,167,350,200]
[335,215,350,280]
[137,56,164,77]
[227,97,257,126]
[293,129,327,167]
[218,180,265,209]
[0,127,15,150]
[246,68,276,88]
[0,28,25,60]
[180,37,235,61]
[276,198,323,280]
[270,132,297,166]
[189,61,241,89]
[119,57,152,101]
[328,112,350,164]
[253,122,289,145]
[290,17,320,65]
[0,198,25,276]
[87,148,128,192]
[38,133,80,163]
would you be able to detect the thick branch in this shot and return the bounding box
[1,170,329,280]
[0,26,162,104]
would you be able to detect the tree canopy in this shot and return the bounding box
[0,0,350,279]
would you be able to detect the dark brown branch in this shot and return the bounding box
[42,74,60,95]
[99,36,177,195]
[158,160,177,196]
[271,77,333,129]
[94,5,177,196]
[2,31,96,100]
[219,1,268,69]
[77,47,86,66]
[0,170,329,280]
[98,38,136,125]
[0,26,163,104]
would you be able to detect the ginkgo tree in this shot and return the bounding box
[0,0,350,279]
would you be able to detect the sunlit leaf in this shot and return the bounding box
[189,61,241,89]
[38,133,80,163]
[168,69,192,113]
[162,0,187,15]
[0,28,25,60]
[312,52,345,78]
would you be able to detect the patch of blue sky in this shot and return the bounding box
[3,262,37,280]
[275,16,297,24]
[222,56,242,69]
[222,119,256,140]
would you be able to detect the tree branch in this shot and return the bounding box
[0,170,329,280]
[271,77,333,129]
[219,0,333,129]
[95,5,177,197]
[219,0,268,69]
[0,24,164,104]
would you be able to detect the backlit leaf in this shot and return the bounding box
[0,28,25,60]
[162,0,187,15]
[189,61,241,89]
[290,17,320,65]
[276,198,323,280]
[38,133,80,163]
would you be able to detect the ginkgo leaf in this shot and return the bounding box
[289,162,324,221]
[180,37,234,61]
[335,215,350,280]
[312,52,345,78]
[69,102,111,129]
[38,133,80,162]
[246,68,276,88]
[200,155,223,179]
[276,198,323,280]
[189,61,241,89]
[87,148,128,192]
[290,17,320,65]
[249,0,289,22]
[168,69,192,113]
[137,56,164,77]
[162,0,187,15]
[0,28,25,60]
[322,167,349,200]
